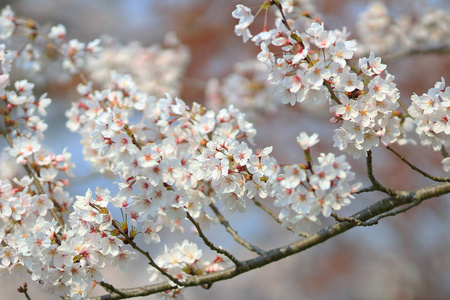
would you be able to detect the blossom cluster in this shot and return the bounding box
[0,6,239,297]
[0,3,366,298]
[64,71,361,300]
[0,6,198,298]
[0,47,73,190]
[406,77,450,172]
[233,3,403,158]
[66,72,259,224]
[272,133,361,232]
[408,78,450,151]
[0,5,191,93]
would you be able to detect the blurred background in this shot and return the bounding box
[1,0,450,299]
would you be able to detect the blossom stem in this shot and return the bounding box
[17,282,31,300]
[123,124,142,151]
[97,100,143,151]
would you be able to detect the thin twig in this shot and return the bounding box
[186,212,242,268]
[209,204,266,255]
[366,150,400,197]
[386,146,450,182]
[252,198,309,238]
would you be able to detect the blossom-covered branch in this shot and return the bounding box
[89,180,450,299]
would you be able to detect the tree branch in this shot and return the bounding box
[89,181,450,300]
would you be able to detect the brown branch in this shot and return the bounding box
[89,181,450,300]
[186,212,241,267]
[209,204,266,256]
[386,146,450,182]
